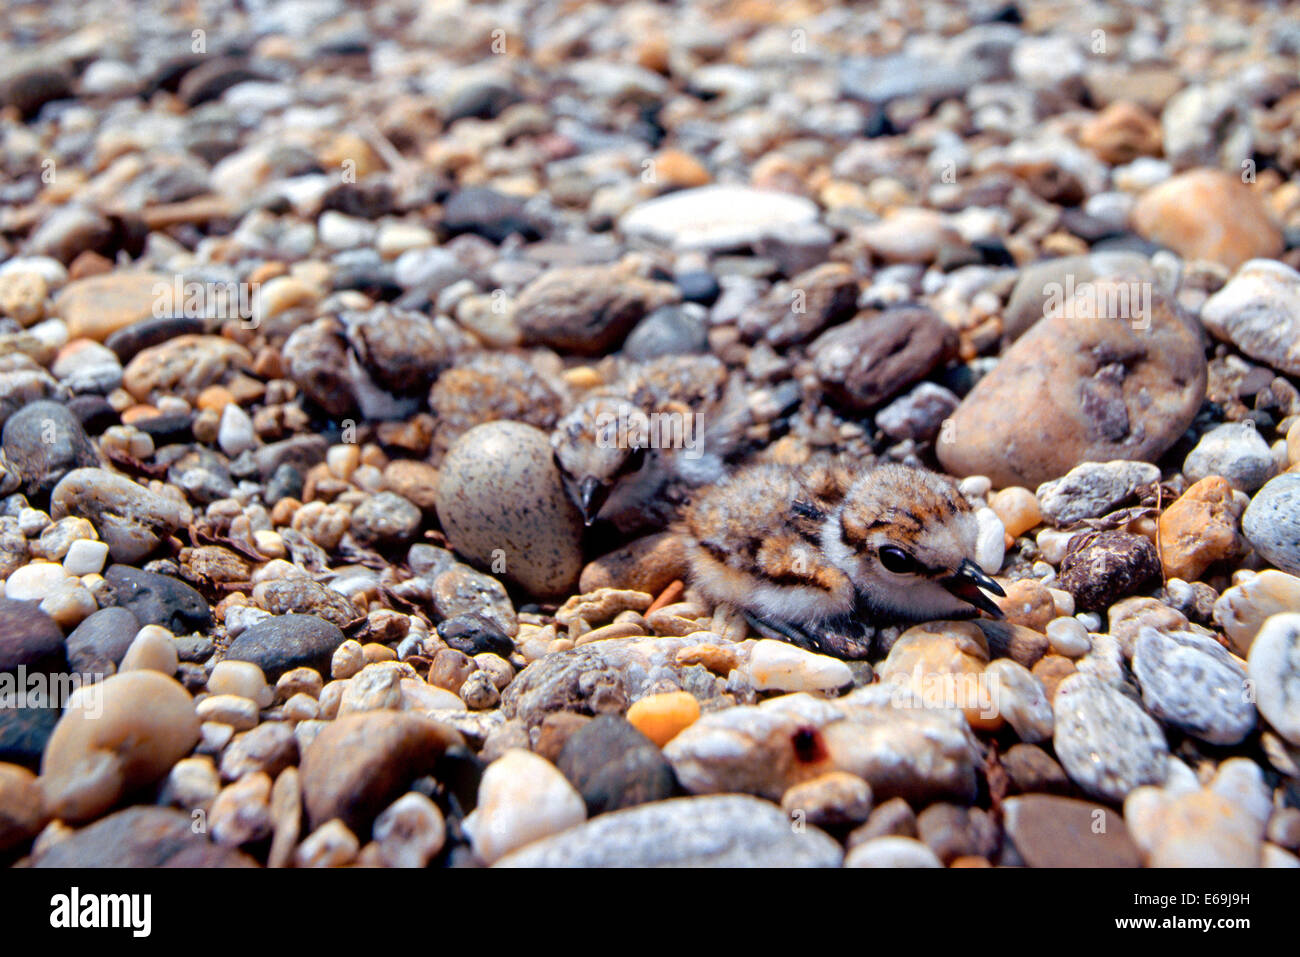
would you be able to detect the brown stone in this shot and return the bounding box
[0,762,47,853]
[30,806,258,867]
[1079,101,1162,164]
[1003,795,1141,867]
[1131,169,1283,270]
[54,273,172,342]
[122,334,253,404]
[938,280,1206,487]
[515,261,679,355]
[382,459,441,510]
[738,262,859,348]
[810,306,958,410]
[1031,654,1077,701]
[299,711,463,834]
[579,532,689,596]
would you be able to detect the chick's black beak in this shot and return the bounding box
[941,558,1005,618]
[577,476,609,526]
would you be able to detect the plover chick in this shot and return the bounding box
[679,460,1004,658]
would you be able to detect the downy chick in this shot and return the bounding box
[679,460,1004,658]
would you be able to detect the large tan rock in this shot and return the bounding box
[938,279,1206,488]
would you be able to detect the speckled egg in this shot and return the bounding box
[435,421,584,599]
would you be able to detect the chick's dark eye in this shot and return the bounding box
[879,545,918,575]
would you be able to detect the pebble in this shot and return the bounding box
[432,566,518,639]
[843,836,942,869]
[299,711,463,833]
[0,596,65,674]
[1058,530,1161,613]
[50,468,192,564]
[435,422,584,599]
[1131,170,1283,270]
[118,625,180,676]
[1045,616,1091,658]
[63,605,140,674]
[62,538,108,576]
[1002,795,1140,868]
[625,691,700,747]
[1201,260,1300,377]
[220,722,296,782]
[1002,252,1155,341]
[984,658,1054,744]
[29,806,255,868]
[781,772,874,829]
[4,561,70,602]
[810,306,957,410]
[53,273,170,343]
[437,614,514,659]
[1126,763,1270,867]
[102,564,211,635]
[746,639,853,693]
[988,486,1041,538]
[619,186,820,251]
[938,282,1205,487]
[468,748,587,864]
[39,670,200,823]
[875,382,960,443]
[666,687,979,804]
[1243,474,1300,577]
[0,762,47,853]
[1157,476,1246,582]
[196,694,260,731]
[1035,460,1159,526]
[496,794,841,868]
[622,304,709,361]
[514,262,678,355]
[223,614,348,680]
[210,772,273,847]
[1247,613,1300,746]
[208,660,274,709]
[1214,570,1300,656]
[1133,626,1255,745]
[556,715,678,815]
[372,791,446,868]
[1183,422,1276,493]
[1052,673,1170,802]
[1,400,99,499]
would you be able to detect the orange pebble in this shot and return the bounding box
[120,405,160,424]
[196,385,237,413]
[626,691,700,747]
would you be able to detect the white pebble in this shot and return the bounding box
[747,639,853,693]
[974,506,1005,573]
[295,819,360,868]
[845,836,943,868]
[5,561,70,601]
[196,694,260,731]
[119,625,179,675]
[217,403,257,456]
[373,791,446,868]
[62,538,108,576]
[1046,616,1091,657]
[208,660,274,709]
[468,749,586,865]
